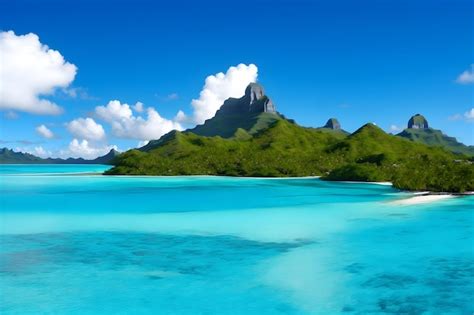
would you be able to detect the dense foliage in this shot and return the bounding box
[106,120,474,193]
[397,128,474,156]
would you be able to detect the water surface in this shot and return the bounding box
[1,165,473,314]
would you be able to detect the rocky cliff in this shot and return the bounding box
[407,114,429,129]
[189,82,281,138]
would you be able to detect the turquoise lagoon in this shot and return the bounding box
[0,165,473,314]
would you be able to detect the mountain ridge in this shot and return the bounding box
[0,148,119,165]
[397,114,474,156]
[106,84,474,192]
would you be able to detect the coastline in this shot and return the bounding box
[4,165,472,204]
[389,194,456,205]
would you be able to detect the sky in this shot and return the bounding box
[0,0,473,159]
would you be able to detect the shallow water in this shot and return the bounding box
[0,165,473,314]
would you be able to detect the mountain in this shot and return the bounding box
[0,148,44,164]
[91,149,120,164]
[397,114,474,156]
[314,118,349,137]
[0,148,120,165]
[107,84,474,192]
[189,83,282,138]
[141,82,284,151]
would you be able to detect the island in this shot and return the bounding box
[104,83,474,193]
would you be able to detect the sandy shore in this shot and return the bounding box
[390,194,456,205]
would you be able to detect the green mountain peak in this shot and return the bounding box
[397,114,474,156]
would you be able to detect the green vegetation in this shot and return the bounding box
[190,110,282,138]
[106,120,474,193]
[397,128,474,156]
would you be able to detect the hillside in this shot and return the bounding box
[107,119,474,192]
[0,148,119,165]
[107,84,474,192]
[397,114,474,156]
[398,128,474,156]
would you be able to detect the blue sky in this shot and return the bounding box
[0,0,472,158]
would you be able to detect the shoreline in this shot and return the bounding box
[388,191,473,205]
[4,166,473,200]
[389,194,456,205]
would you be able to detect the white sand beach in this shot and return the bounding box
[390,194,455,205]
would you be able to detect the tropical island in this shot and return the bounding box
[2,83,472,193]
[102,83,474,193]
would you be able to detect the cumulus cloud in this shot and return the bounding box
[0,31,77,114]
[66,117,105,140]
[95,100,183,141]
[191,63,258,124]
[456,64,474,84]
[36,124,54,139]
[33,146,52,158]
[61,139,117,159]
[174,110,190,124]
[133,102,144,113]
[96,100,133,122]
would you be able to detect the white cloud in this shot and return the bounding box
[174,110,189,124]
[95,100,183,141]
[137,140,149,147]
[456,64,474,84]
[449,108,474,123]
[67,117,105,140]
[36,124,54,139]
[464,108,474,122]
[96,100,133,122]
[14,146,52,159]
[389,125,402,133]
[191,63,258,124]
[61,139,117,159]
[34,146,51,158]
[18,146,52,159]
[0,31,77,114]
[133,102,144,113]
[17,140,118,160]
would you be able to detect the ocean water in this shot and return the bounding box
[0,165,473,314]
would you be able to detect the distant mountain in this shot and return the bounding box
[314,118,349,137]
[397,114,474,156]
[0,148,119,165]
[107,83,474,193]
[91,149,120,164]
[0,148,44,164]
